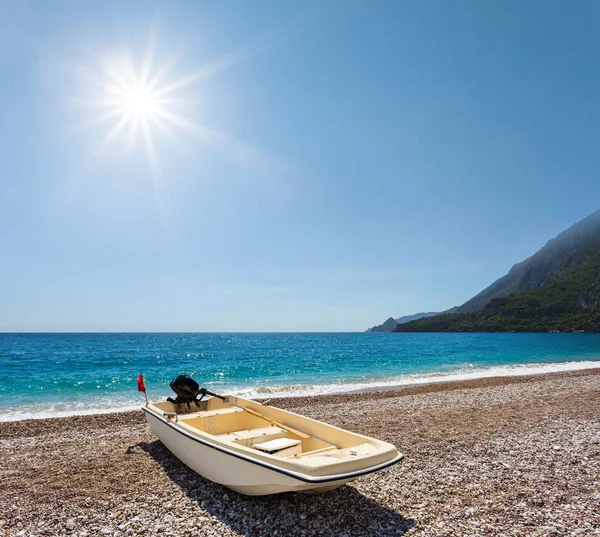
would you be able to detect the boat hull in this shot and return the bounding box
[145,411,357,495]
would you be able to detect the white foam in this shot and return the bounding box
[0,396,148,422]
[230,359,600,399]
[2,359,599,422]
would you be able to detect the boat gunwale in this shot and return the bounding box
[143,406,404,484]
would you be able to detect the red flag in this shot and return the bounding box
[137,373,146,393]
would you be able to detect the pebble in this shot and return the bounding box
[2,371,600,537]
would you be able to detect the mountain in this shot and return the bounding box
[394,209,600,332]
[455,209,600,314]
[366,317,400,332]
[366,309,458,332]
[396,311,440,324]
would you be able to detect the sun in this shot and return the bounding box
[117,85,160,120]
[78,36,281,194]
[85,50,176,157]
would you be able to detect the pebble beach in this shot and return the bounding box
[1,369,599,537]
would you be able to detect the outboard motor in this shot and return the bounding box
[167,374,226,408]
[168,374,200,405]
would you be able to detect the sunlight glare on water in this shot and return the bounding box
[1,332,599,421]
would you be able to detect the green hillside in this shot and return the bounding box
[394,211,600,332]
[454,209,600,313]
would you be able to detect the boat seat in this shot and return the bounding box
[254,437,302,457]
[291,445,338,458]
[176,407,244,420]
[216,426,289,447]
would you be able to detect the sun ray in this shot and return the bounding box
[139,35,156,89]
[152,42,270,98]
[145,56,176,93]
[124,116,139,153]
[98,113,132,153]
[153,108,289,179]
[147,113,172,139]
[140,115,174,231]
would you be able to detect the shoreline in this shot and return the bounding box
[0,367,598,428]
[1,368,599,536]
[2,360,600,424]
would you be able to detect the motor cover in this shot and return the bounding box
[169,375,200,403]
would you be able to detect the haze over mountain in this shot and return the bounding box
[455,210,600,314]
[366,317,403,333]
[394,210,600,332]
[366,310,457,332]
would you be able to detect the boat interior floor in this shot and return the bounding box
[161,406,373,461]
[152,403,373,465]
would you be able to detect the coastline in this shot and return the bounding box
[3,358,600,423]
[2,368,599,536]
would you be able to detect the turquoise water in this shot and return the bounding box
[1,332,599,421]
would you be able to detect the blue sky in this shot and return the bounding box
[1,1,599,332]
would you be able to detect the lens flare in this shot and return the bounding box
[75,35,287,205]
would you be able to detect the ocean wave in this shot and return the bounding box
[251,384,313,395]
[225,359,600,399]
[1,359,599,422]
[0,395,146,423]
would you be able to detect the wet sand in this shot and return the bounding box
[1,369,599,536]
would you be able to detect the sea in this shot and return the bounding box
[1,332,599,422]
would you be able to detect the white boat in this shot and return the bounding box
[143,385,403,496]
